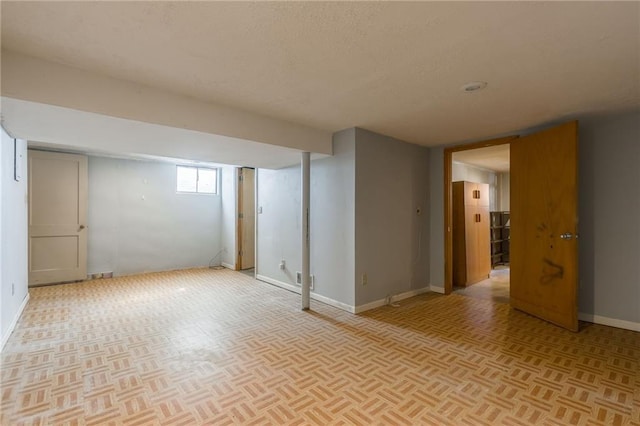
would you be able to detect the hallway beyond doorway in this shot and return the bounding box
[454,266,509,303]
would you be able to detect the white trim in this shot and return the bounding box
[579,313,640,332]
[429,285,446,294]
[1,292,30,351]
[256,274,354,313]
[221,262,235,270]
[354,287,431,314]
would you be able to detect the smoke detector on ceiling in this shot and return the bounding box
[461,81,488,93]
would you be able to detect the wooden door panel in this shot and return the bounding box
[477,183,490,207]
[464,181,478,206]
[31,236,80,271]
[464,208,478,284]
[510,121,579,331]
[30,156,80,224]
[452,182,467,286]
[29,150,88,286]
[241,168,256,270]
[476,206,491,279]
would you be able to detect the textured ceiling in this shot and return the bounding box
[1,1,639,147]
[453,144,511,173]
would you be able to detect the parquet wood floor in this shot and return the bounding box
[1,269,638,425]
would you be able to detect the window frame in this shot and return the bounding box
[176,165,218,195]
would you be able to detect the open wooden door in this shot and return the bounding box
[237,167,255,270]
[510,121,579,331]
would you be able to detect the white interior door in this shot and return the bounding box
[29,150,88,286]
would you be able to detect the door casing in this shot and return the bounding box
[236,167,256,271]
[444,136,518,294]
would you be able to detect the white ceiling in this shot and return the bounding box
[1,1,639,149]
[453,144,511,173]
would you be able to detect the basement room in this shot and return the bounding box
[1,2,638,424]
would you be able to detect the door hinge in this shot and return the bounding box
[238,174,243,182]
[238,213,244,219]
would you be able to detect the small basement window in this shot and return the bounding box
[176,166,218,194]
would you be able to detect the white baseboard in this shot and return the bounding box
[429,285,445,294]
[1,292,30,352]
[256,274,354,313]
[354,287,431,314]
[221,262,235,270]
[579,313,640,332]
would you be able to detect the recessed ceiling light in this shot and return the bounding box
[461,81,488,93]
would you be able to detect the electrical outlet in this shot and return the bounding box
[279,260,286,270]
[296,272,314,290]
[362,273,368,286]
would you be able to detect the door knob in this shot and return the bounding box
[560,232,573,240]
[79,225,86,230]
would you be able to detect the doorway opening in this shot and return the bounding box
[236,167,256,272]
[444,121,579,331]
[444,136,517,299]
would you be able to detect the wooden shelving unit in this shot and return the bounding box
[490,211,510,267]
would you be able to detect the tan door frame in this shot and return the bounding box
[236,167,243,271]
[236,167,256,271]
[443,135,518,294]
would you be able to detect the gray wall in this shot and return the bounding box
[256,128,356,306]
[311,129,356,305]
[578,111,640,324]
[354,128,430,305]
[1,130,29,349]
[429,146,446,291]
[498,172,510,211]
[256,127,430,310]
[429,111,640,325]
[220,165,237,268]
[87,156,222,276]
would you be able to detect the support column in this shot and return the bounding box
[301,152,311,310]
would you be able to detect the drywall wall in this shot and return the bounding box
[498,172,510,211]
[1,129,29,349]
[0,129,3,343]
[3,98,318,170]
[220,166,237,269]
[256,165,301,287]
[256,128,356,307]
[452,161,495,183]
[429,146,446,292]
[429,111,640,328]
[310,129,356,306]
[451,161,498,211]
[578,111,640,326]
[354,128,430,306]
[2,50,332,156]
[87,156,222,276]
